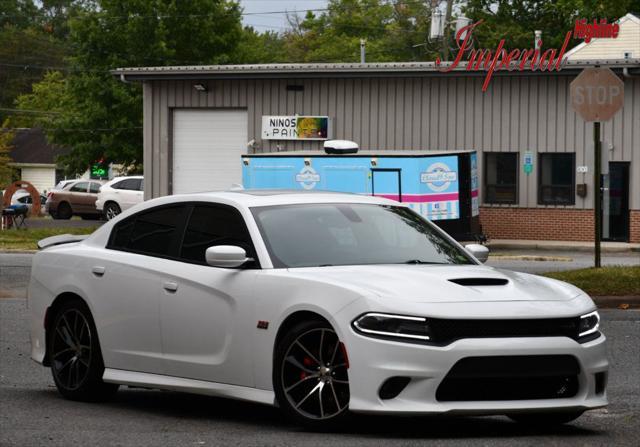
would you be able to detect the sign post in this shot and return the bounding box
[570,67,624,267]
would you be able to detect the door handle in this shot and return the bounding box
[91,266,105,277]
[163,281,178,292]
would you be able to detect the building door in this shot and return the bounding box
[371,168,402,202]
[602,162,630,242]
[172,109,248,194]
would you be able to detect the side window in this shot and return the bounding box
[89,183,101,193]
[70,182,88,192]
[538,153,575,205]
[111,180,124,190]
[484,152,518,204]
[108,205,187,257]
[138,179,144,191]
[179,205,254,264]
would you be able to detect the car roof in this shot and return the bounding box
[147,189,400,208]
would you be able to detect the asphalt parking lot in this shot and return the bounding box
[1,252,639,446]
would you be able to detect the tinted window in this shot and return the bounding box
[180,205,253,264]
[252,204,473,268]
[484,153,518,204]
[113,179,140,190]
[89,183,101,193]
[538,153,575,205]
[70,182,88,192]
[109,205,187,257]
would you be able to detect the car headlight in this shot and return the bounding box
[578,310,600,338]
[352,313,430,340]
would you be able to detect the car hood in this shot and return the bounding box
[286,264,584,303]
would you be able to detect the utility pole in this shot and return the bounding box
[360,39,366,64]
[441,0,454,61]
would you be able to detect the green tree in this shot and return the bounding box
[282,0,440,63]
[21,0,245,174]
[0,121,15,188]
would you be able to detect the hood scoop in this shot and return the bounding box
[448,277,509,287]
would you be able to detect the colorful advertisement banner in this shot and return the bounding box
[261,116,332,140]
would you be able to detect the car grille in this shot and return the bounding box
[436,355,580,401]
[427,317,585,345]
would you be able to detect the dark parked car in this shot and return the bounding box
[45,180,104,220]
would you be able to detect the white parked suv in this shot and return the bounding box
[95,176,144,220]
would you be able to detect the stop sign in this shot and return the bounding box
[570,68,624,122]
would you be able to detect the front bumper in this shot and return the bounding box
[342,322,608,415]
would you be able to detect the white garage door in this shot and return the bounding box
[172,109,248,194]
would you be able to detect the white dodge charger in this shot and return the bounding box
[28,190,607,428]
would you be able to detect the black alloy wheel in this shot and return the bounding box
[274,320,350,428]
[48,299,118,401]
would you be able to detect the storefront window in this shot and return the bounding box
[484,153,518,204]
[538,153,575,205]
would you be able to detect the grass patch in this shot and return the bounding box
[0,227,98,251]
[544,266,640,296]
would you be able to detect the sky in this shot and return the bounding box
[239,0,329,32]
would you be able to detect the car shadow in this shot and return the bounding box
[36,387,604,440]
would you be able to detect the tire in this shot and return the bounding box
[508,411,584,425]
[274,320,350,429]
[47,298,119,401]
[103,202,121,220]
[56,202,72,220]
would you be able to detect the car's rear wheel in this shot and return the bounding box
[274,320,350,428]
[48,299,118,401]
[56,202,72,220]
[508,411,584,425]
[104,202,121,220]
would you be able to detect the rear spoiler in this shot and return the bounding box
[37,234,89,250]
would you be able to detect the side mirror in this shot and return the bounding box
[465,244,489,263]
[205,245,254,268]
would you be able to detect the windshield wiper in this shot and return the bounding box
[402,260,446,265]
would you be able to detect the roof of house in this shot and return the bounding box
[8,128,69,166]
[112,59,640,81]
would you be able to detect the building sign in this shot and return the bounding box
[523,152,534,175]
[436,19,619,92]
[262,116,331,140]
[90,159,108,179]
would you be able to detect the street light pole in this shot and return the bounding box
[441,0,454,61]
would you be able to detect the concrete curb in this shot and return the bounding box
[593,295,640,309]
[487,240,640,253]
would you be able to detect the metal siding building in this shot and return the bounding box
[115,60,640,242]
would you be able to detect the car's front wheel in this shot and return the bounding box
[48,299,119,401]
[508,411,584,425]
[274,320,350,428]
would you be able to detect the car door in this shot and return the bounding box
[68,182,89,213]
[158,203,258,386]
[88,182,102,212]
[90,204,189,374]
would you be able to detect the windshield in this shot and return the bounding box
[252,203,474,268]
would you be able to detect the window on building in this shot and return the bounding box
[484,153,518,204]
[179,205,254,265]
[538,153,575,205]
[108,205,187,257]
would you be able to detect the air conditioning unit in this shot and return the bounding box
[323,140,359,155]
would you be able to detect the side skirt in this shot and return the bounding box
[103,368,276,406]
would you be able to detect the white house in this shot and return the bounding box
[566,13,640,60]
